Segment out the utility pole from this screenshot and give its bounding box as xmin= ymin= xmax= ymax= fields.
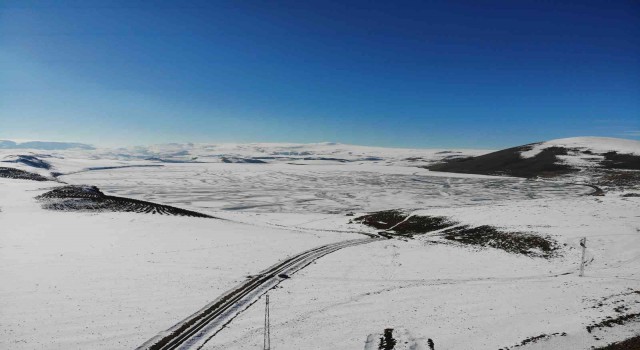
xmin=579 ymin=237 xmax=587 ymax=277
xmin=264 ymin=294 xmax=271 ymax=350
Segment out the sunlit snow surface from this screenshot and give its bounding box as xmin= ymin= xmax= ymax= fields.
xmin=61 ymin=163 xmax=590 ymax=213
xmin=1 ymin=142 xmax=639 ymax=350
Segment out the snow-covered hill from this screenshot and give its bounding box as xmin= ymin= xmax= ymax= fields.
xmin=428 ymin=137 xmax=640 ymax=183
xmin=520 ymin=137 xmax=640 ymax=158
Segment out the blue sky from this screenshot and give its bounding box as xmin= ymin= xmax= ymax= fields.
xmin=1 ymin=0 xmax=638 ymax=148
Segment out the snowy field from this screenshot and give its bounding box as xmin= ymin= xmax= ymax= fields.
xmin=210 ymin=196 xmax=640 ymax=350
xmin=61 ymin=163 xmax=590 ymax=214
xmin=0 ymin=179 xmax=356 ymax=349
xmin=1 ymin=141 xmax=639 ymax=349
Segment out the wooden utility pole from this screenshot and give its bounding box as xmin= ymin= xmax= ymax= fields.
xmin=264 ymin=294 xmax=271 ymax=350
xmin=579 ymin=237 xmax=587 ymax=277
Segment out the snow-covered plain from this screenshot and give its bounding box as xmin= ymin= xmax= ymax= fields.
xmin=209 ymin=196 xmax=640 ymax=350
xmin=0 ymin=179 xmax=355 ymax=349
xmin=61 ymin=163 xmax=591 ymax=214
xmin=1 ymin=140 xmax=639 ymax=350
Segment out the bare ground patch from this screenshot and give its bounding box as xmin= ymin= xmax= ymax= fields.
xmin=596 ymin=170 xmax=640 ymax=190
xmin=352 ymin=210 xmax=559 ymax=258
xmin=595 ymin=335 xmax=640 ymax=350
xmin=351 ymin=210 xmax=453 ymax=237
xmin=587 ymin=313 xmax=640 ymax=334
xmin=0 ymin=167 xmax=50 ymax=181
xmin=441 ymin=225 xmax=560 ymax=258
xmin=499 ymin=332 xmax=567 ymax=350
xmin=36 ymin=185 xmax=215 ymax=218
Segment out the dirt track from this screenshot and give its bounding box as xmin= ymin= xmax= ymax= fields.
xmin=137 ymin=237 xmax=380 ymax=350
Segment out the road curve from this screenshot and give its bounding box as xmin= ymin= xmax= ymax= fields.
xmin=137 ymin=237 xmax=381 ymax=350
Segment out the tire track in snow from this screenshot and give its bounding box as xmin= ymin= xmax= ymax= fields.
xmin=137 ymin=237 xmax=382 ymax=350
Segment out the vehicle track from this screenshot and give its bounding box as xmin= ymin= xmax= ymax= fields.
xmin=137 ymin=237 xmax=381 ymax=350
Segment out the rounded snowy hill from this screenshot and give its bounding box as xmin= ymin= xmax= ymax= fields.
xmin=521 ymin=137 xmax=640 ymax=158
xmin=427 ymin=137 xmax=640 ymax=179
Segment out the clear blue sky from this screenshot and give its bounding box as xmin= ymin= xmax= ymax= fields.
xmin=1 ymin=0 xmax=639 ymax=148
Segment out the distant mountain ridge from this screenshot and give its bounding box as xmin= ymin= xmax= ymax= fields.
xmin=0 ymin=140 xmax=94 ymax=150
xmin=91 ymin=142 xmax=490 ymax=167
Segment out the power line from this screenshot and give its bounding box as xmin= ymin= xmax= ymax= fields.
xmin=579 ymin=237 xmax=587 ymax=277
xmin=264 ymin=294 xmax=271 ymax=350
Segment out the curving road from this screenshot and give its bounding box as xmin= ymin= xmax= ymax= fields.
xmin=137 ymin=237 xmax=381 ymax=350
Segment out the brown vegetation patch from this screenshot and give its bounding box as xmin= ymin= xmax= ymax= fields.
xmin=441 ymin=225 xmax=559 ymax=258
xmin=351 ymin=210 xmax=453 ymax=237
xmin=353 ymin=211 xmax=558 ymax=257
